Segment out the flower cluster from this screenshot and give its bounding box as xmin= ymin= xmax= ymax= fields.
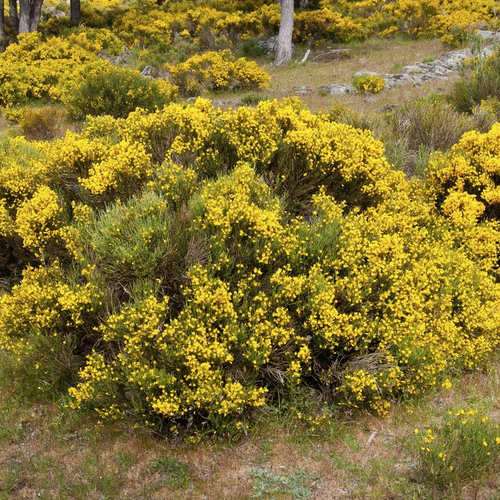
xmin=168 ymin=50 xmax=270 ymax=96
xmin=352 ymin=74 xmax=386 ymax=94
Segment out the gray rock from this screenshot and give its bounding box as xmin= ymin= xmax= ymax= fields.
xmin=42 ymin=5 xmax=66 ymax=19
xmin=258 ymin=36 xmax=279 ymax=54
xmin=477 ymin=30 xmax=500 ymax=42
xmin=318 ymin=84 xmax=356 ymax=95
xmin=141 ymin=66 xmax=159 ymax=78
xmin=292 ymin=85 xmax=313 ymax=96
xmin=98 ymin=46 xmax=132 ymax=66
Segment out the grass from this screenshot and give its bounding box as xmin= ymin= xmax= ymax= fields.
xmin=266 ymin=38 xmax=447 ymax=91
xmin=3 ymin=355 xmax=500 ymax=499
xmin=211 ymin=38 xmax=457 ymax=116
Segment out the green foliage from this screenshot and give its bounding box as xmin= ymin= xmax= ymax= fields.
xmin=64 ymin=66 xmax=175 ymax=119
xmin=78 ymin=191 xmax=190 ymax=297
xmin=450 ymin=48 xmax=500 ymax=114
xmin=251 ymin=466 xmax=317 ymax=499
xmin=414 ymin=408 xmax=500 ymax=489
xmin=240 ymin=93 xmax=271 ymax=106
xmin=383 ymin=97 xmax=476 ymax=176
xmin=325 ymin=104 xmax=373 ymax=131
xmin=147 ymin=456 xmax=191 ymax=489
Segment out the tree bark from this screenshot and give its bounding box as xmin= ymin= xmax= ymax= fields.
xmin=273 ymin=0 xmax=294 ymax=67
xmin=70 ymin=0 xmax=80 ymax=24
xmin=18 ymin=0 xmax=42 ymax=32
xmin=8 ymin=0 xmax=18 ymax=30
xmin=18 ymin=0 xmax=29 ymax=32
xmin=0 ymin=0 xmax=5 ymax=50
xmin=29 ymin=0 xmax=43 ymax=32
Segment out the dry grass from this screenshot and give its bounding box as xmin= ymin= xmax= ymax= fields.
xmin=297 ymin=77 xmax=458 ymax=115
xmin=212 ymin=38 xmax=457 ymax=116
xmin=266 ymin=38 xmax=447 ymax=90
xmin=3 ymin=357 xmax=500 ymax=499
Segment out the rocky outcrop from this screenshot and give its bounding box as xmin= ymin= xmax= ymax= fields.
xmin=318 ymin=84 xmax=355 ymax=95
xmin=382 ymin=46 xmax=494 ymax=89
xmin=289 ymin=30 xmax=499 ymax=97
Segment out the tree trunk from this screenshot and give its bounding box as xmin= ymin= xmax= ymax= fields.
xmin=0 ymin=0 xmax=5 ymax=50
xmin=9 ymin=0 xmax=18 ymax=30
xmin=29 ymin=0 xmax=43 ymax=32
xmin=18 ymin=0 xmax=43 ymax=32
xmin=70 ymin=0 xmax=80 ymax=23
xmin=18 ymin=0 xmax=29 ymax=32
xmin=273 ymin=0 xmax=294 ymax=67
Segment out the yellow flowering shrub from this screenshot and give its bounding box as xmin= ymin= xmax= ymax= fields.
xmin=151 ymin=162 xmax=198 ymax=210
xmin=0 ymin=32 xmax=110 ymax=107
xmin=415 ymin=408 xmax=500 ymax=487
xmin=426 ymin=123 xmax=500 ymax=221
xmin=352 ymin=74 xmax=386 ymax=94
xmin=1 ymin=96 xmax=500 ymax=431
xmin=0 ymin=199 xmax=13 ymax=238
xmin=167 ymin=50 xmax=270 ymax=96
xmin=0 ymin=136 xmax=47 ymax=209
xmin=69 ymin=270 xmax=267 ymax=428
xmin=320 ymin=0 xmax=498 ymax=39
xmin=0 ymin=263 xmax=100 ymax=353
xmin=441 ymin=190 xmax=485 ymax=226
xmin=14 ymin=185 xmax=64 ymax=256
xmin=79 ymin=140 xmax=152 ymax=197
xmin=294 ymin=9 xmax=366 ymax=43
xmin=194 ymin=163 xmax=284 ymax=268
xmin=0 ymin=263 xmax=102 ymax=390
xmin=81 ymin=98 xmax=401 ymax=214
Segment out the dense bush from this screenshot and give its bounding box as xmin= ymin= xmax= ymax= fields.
xmin=0 ymin=31 xmax=121 ymax=107
xmin=383 ymin=97 xmax=479 ymax=176
xmin=167 ymin=50 xmax=270 ymax=96
xmin=64 ymin=66 xmax=176 ymax=119
xmin=2 ymin=99 xmax=500 ymax=436
xmin=17 ymin=106 xmax=68 ymax=142
xmin=352 ymin=74 xmax=386 ymax=94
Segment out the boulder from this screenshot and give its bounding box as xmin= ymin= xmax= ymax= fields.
xmin=318 ymin=84 xmax=355 ymax=95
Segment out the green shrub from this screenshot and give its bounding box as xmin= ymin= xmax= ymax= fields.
xmin=240 ymin=93 xmax=271 ymax=106
xmin=414 ymin=408 xmax=500 ymax=489
xmin=383 ymin=97 xmax=475 ymax=176
xmin=450 ymin=47 xmax=500 ymax=113
xmin=77 ymin=191 xmax=190 ymax=298
xmin=325 ymin=104 xmax=373 ymax=131
xmin=236 ymin=36 xmax=264 ymax=58
xmin=64 ymin=66 xmax=176 ymax=119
